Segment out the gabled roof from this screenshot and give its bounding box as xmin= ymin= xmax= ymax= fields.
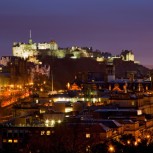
xmin=67 ymin=122 xmax=111 ymax=132
xmin=100 ymin=120 xmax=122 ymax=128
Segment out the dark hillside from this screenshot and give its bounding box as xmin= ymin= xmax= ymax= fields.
xmin=42 ymin=57 xmax=106 ymax=89
xmin=40 ymin=57 xmax=150 ymax=89
xmin=114 ymin=59 xmax=149 ymax=78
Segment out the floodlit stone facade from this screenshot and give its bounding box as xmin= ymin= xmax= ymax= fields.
xmin=12 ymin=39 xmax=58 ymax=59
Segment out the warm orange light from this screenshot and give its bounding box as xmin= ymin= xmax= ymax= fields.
xmin=146 ymin=134 xmax=150 ymax=139
xmin=127 ymin=140 xmax=131 ymax=144
xmin=137 ymin=138 xmax=141 ymax=143
xmin=14 ymin=139 xmax=18 ymax=143
xmin=8 ymin=139 xmax=12 ymax=143
xmin=134 ymin=141 xmax=138 ymax=146
xmin=66 ymin=82 xmax=70 ymax=89
xmin=108 ymin=145 xmax=115 ymax=152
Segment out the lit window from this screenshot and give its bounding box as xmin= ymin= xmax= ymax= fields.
xmin=86 ymin=133 xmax=90 ymax=138
xmin=106 ymin=134 xmax=108 ymax=138
xmin=3 ymin=139 xmax=7 ymax=143
xmin=127 ymin=140 xmax=131 ymax=144
xmin=113 ymin=130 xmax=117 ymax=134
xmin=41 ymin=131 xmax=45 ymax=135
xmin=8 ymin=139 xmax=12 ymax=143
xmin=40 ymin=109 xmax=45 ymax=114
xmin=86 ymin=145 xmax=90 ymax=152
xmin=14 ymin=139 xmax=18 ymax=143
xmin=65 ymin=107 xmax=73 ymax=113
xmin=132 ymin=101 xmax=135 ymax=106
xmin=58 ymin=120 xmax=61 ymax=124
xmin=46 ymin=131 xmax=51 ymax=135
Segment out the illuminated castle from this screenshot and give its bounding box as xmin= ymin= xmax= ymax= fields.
xmin=12 ymin=31 xmax=139 ymax=64
xmin=12 ymin=31 xmax=58 ymax=59
xmin=120 ymin=50 xmax=134 ymax=61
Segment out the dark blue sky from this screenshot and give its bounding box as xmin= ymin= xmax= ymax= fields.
xmin=0 ymin=0 xmax=153 ymax=65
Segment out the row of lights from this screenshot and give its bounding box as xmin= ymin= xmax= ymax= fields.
xmin=105 ymin=134 xmax=152 ymax=153
xmin=3 ymin=139 xmax=18 ymax=143
xmin=45 ymin=119 xmax=62 ymax=127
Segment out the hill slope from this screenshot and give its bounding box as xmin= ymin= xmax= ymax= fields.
xmin=40 ymin=57 xmax=150 ymax=89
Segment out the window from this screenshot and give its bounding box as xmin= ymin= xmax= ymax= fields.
xmin=86 ymin=145 xmax=90 ymax=152
xmin=86 ymin=133 xmax=90 ymax=138
xmin=14 ymin=139 xmax=18 ymax=143
xmin=8 ymin=139 xmax=12 ymax=143
xmin=41 ymin=131 xmax=45 ymax=135
xmin=3 ymin=139 xmax=7 ymax=143
xmin=132 ymin=101 xmax=135 ymax=106
xmin=46 ymin=131 xmax=51 ymax=135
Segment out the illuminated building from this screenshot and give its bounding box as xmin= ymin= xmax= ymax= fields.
xmin=12 ymin=31 xmax=58 ymax=59
xmin=120 ymin=50 xmax=134 ymax=62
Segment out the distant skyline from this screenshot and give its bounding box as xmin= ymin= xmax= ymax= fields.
xmin=0 ymin=0 xmax=153 ymax=65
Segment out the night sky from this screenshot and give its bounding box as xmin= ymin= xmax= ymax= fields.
xmin=0 ymin=0 xmax=153 ymax=65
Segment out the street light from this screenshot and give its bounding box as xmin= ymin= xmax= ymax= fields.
xmin=127 ymin=140 xmax=131 ymax=145
xmin=108 ymin=145 xmax=115 ymax=152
